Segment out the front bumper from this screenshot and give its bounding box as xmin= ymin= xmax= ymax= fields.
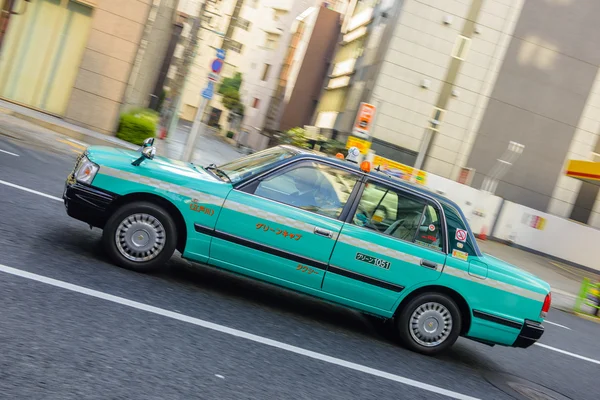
xmin=63 ymin=177 xmax=118 ymax=228
xmin=513 ymin=319 xmax=544 ymax=348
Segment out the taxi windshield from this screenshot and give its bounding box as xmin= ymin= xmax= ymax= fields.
xmin=215 ymin=147 xmax=296 ymax=183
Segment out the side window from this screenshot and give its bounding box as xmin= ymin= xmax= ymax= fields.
xmin=444 ymin=205 xmax=476 ymax=256
xmin=252 ymin=161 xmax=359 ymax=219
xmin=414 ymin=204 xmax=443 ymax=250
xmin=353 ymin=181 xmax=443 ymax=252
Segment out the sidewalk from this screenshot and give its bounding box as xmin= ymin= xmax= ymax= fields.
xmin=0 ymin=99 xmax=137 ymax=150
xmin=0 ymin=99 xmax=594 ymax=314
xmin=155 ymin=121 xmax=245 ymax=166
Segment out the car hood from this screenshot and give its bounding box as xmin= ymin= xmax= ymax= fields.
xmin=480 ymin=253 xmax=551 ymax=294
xmin=86 ymin=146 xmax=224 ymax=187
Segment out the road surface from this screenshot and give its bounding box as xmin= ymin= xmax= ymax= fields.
xmin=0 ymin=136 xmax=597 ymax=400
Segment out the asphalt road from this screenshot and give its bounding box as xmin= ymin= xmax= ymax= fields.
xmin=0 ymin=135 xmax=598 ymax=400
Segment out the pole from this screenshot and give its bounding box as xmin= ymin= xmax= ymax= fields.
xmin=181 ymin=95 xmax=208 ymax=162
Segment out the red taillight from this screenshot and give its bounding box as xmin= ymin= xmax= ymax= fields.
xmin=541 ymin=293 xmax=551 ymax=317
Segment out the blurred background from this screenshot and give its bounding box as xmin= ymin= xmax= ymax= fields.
xmin=2 ymin=0 xmax=600 ymax=232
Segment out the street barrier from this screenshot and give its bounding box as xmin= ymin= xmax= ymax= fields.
xmin=574 ymin=278 xmax=600 ymax=318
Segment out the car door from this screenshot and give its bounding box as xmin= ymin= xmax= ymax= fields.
xmin=210 ymin=159 xmax=361 ymax=290
xmin=323 ymin=179 xmax=447 ymax=312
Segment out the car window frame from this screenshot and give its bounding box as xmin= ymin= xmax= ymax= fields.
xmin=345 ymin=177 xmax=449 ymax=254
xmin=236 ymin=158 xmax=364 ymax=222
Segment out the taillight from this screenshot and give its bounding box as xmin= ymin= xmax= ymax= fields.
xmin=541 ymin=293 xmax=551 ymax=318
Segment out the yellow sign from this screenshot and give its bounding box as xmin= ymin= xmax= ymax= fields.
xmin=346 ymin=136 xmax=371 ymax=155
xmin=452 ymin=249 xmax=469 ymax=261
xmin=372 ymin=155 xmax=427 ymax=185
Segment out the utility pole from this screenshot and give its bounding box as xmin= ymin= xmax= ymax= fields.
xmin=181 ymin=0 xmax=244 ymax=162
xmin=160 ymin=0 xmax=207 ymax=137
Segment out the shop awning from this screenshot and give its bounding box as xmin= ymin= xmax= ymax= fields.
xmin=566 ymin=159 xmax=600 ymax=184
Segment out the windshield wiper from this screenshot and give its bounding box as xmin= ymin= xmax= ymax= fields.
xmin=205 ymin=164 xmax=232 ymax=183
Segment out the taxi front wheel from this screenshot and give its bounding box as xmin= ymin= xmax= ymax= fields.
xmin=102 ymin=201 xmax=178 ymax=273
xmin=396 ymin=292 xmax=462 ymax=355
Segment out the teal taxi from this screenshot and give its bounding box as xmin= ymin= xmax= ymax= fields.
xmin=63 ymin=139 xmax=551 ymax=355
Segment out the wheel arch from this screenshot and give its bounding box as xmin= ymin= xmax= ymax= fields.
xmin=107 ymin=192 xmax=187 ymax=253
xmin=394 ymin=285 xmax=472 ymax=335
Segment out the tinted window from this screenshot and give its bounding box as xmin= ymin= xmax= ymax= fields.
xmin=253 ymin=162 xmax=359 ymax=219
xmin=353 ymin=181 xmax=443 ymax=251
xmin=443 ymin=204 xmax=477 ymax=256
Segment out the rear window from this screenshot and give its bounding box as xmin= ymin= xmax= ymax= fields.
xmin=443 ymin=204 xmax=479 ymax=257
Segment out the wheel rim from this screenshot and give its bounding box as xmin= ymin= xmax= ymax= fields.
xmin=409 ymin=302 xmax=453 ymax=347
xmin=115 ymin=213 xmax=166 ymax=262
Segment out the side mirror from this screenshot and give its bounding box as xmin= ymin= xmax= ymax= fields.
xmin=132 ymin=137 xmax=156 ymax=166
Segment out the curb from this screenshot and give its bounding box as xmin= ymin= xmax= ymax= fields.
xmin=1 ymin=106 xmax=137 ymax=151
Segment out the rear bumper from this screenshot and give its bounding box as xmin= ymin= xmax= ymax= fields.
xmin=512 ymin=320 xmax=544 ymax=348
xmin=63 ymin=178 xmax=118 ymax=228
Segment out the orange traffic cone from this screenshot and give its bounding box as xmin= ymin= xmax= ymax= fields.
xmin=477 ymin=226 xmax=487 ymax=241
xmin=158 ymin=126 xmax=167 ymax=140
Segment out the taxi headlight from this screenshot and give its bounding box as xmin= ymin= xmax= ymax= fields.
xmin=75 ymin=156 xmax=99 ymax=184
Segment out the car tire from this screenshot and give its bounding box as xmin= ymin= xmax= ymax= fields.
xmin=396 ymin=292 xmax=462 ymax=355
xmin=102 ymin=201 xmax=177 ymax=273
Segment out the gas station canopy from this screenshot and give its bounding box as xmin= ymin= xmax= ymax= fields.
xmin=566 ymin=159 xmax=600 ymax=185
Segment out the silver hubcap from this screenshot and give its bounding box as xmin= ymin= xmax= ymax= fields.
xmin=409 ymin=302 xmax=453 ymax=347
xmin=115 ymin=213 xmax=166 ymax=262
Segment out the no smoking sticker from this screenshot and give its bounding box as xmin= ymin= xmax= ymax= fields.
xmin=455 ymin=229 xmax=467 ymax=242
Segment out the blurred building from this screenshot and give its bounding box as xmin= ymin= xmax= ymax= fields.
xmin=0 ymin=0 xmax=178 ymax=134
xmin=263 ymin=4 xmax=342 ymax=134
xmin=314 ymin=0 xmax=600 ymax=227
xmin=179 ymin=0 xmax=332 ymax=149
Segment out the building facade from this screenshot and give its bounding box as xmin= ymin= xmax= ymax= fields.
xmin=315 ymin=0 xmax=600 ymax=227
xmin=179 ymin=0 xmax=328 ymax=148
xmin=264 ymin=4 xmax=342 ymax=133
xmin=0 ymin=0 xmax=177 ymax=134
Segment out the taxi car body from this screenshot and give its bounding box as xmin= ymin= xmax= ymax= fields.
xmin=63 ymin=143 xmax=551 ymax=355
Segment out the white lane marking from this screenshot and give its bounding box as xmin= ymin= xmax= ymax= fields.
xmin=0 ymin=148 xmax=19 ymax=157
xmin=544 ymin=320 xmax=571 ymax=330
xmin=0 ymin=264 xmax=479 ymax=400
xmin=535 ymin=343 xmax=600 ymax=365
xmin=0 ymin=179 xmax=62 ymax=202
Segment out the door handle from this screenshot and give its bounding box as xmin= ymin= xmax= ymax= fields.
xmin=314 ymin=227 xmax=333 ymax=238
xmin=420 ymin=259 xmax=437 ymax=269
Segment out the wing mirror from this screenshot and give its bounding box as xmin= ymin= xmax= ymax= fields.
xmin=132 ymin=137 xmax=157 ymax=166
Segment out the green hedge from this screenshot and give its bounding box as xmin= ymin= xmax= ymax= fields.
xmin=117 ymin=110 xmax=157 ymax=145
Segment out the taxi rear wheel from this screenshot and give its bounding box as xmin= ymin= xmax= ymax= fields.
xmin=396 ymin=292 xmax=461 ymax=355
xmin=102 ymin=201 xmax=177 ymax=272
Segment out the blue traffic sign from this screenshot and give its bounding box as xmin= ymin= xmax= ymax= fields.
xmin=202 ymin=81 xmax=214 ymax=100
xmin=211 ymin=58 xmax=223 ymax=74
xmin=216 ymin=48 xmax=226 ymax=60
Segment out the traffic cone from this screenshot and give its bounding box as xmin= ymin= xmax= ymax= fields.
xmin=477 ymin=226 xmax=487 ymax=241
xmin=158 ymin=126 xmax=167 ymax=140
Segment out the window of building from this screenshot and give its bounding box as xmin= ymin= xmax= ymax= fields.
xmin=252 ymin=98 xmax=261 ymax=108
xmin=273 ymin=9 xmax=287 ymax=21
xmin=265 ymin=33 xmax=279 ymax=50
xmin=451 ymin=35 xmax=471 ymax=60
xmin=228 ymin=40 xmax=243 ymax=53
xmin=261 ymin=64 xmax=271 ymax=81
xmin=236 ymin=17 xmax=251 ymax=31
xmin=253 ymin=162 xmax=360 ymax=219
xmin=352 ymin=181 xmax=443 ymax=252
